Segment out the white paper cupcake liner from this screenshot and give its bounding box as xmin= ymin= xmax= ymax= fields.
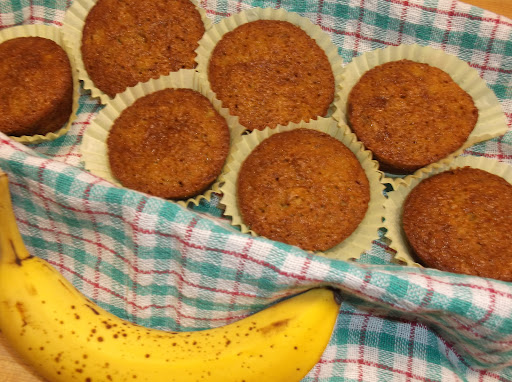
xmin=334 ymin=44 xmax=509 ymax=186
xmin=219 ymin=117 xmax=386 ymax=261
xmin=0 ymin=24 xmax=80 ymax=144
xmin=62 ymin=0 xmax=212 ymax=104
xmin=81 ymin=69 xmax=245 ymax=207
xmin=385 ymin=155 xmax=512 ymax=267
xmin=195 ymin=7 xmax=344 ymax=128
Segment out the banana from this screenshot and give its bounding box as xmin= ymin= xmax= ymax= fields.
xmin=0 ymin=170 xmax=340 ymax=382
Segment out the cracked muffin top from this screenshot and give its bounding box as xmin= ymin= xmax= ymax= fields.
xmin=209 ymin=20 xmax=335 ymax=131
xmin=81 ymin=0 xmax=205 ymax=97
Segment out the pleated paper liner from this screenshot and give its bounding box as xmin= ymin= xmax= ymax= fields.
xmin=333 ymin=44 xmax=509 ymax=187
xmin=384 ymin=155 xmax=512 ymax=268
xmin=62 ymin=0 xmax=212 ymax=105
xmin=81 ymin=69 xmax=245 ymax=208
xmin=0 ymin=24 xmax=80 ymax=144
xmin=219 ymin=117 xmax=386 ymax=262
xmin=194 ymin=7 xmax=344 ymax=127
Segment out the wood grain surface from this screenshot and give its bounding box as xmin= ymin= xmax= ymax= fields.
xmin=462 ymin=0 xmax=512 ymax=19
xmin=1 ymin=1 xmax=511 ymax=381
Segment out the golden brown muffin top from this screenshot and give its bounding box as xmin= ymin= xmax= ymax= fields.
xmin=237 ymin=129 xmax=370 ymax=251
xmin=81 ymin=0 xmax=205 ymax=97
xmin=0 ymin=37 xmax=72 ymax=136
xmin=208 ymin=20 xmax=335 ymax=131
xmin=348 ymin=59 xmax=478 ymax=174
xmin=402 ymin=167 xmax=512 ymax=281
xmin=107 ymin=88 xmax=230 ymax=199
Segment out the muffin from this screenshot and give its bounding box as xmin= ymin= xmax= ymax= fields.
xmin=347 ymin=59 xmax=478 ymax=174
xmin=81 ymin=0 xmax=205 ymax=97
xmin=208 ymin=20 xmax=335 ymax=131
xmin=402 ymin=167 xmax=512 ymax=281
xmin=0 ymin=36 xmax=73 ymax=137
xmin=237 ymin=129 xmax=370 ymax=251
xmin=107 ymin=88 xmax=230 ymax=199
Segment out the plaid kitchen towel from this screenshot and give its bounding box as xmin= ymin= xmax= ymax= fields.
xmin=1 ymin=0 xmax=512 ymax=381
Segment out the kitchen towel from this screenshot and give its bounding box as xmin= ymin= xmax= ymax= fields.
xmin=1 ymin=0 xmax=512 ymax=380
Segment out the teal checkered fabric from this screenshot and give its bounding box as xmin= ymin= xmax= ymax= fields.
xmin=1 ymin=1 xmax=512 ymax=381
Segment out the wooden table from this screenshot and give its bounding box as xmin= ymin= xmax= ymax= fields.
xmin=1 ymin=1 xmax=511 ymax=381
xmin=465 ymin=0 xmax=512 ymax=18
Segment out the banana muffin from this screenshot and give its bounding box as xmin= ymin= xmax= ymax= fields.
xmin=81 ymin=0 xmax=205 ymax=97
xmin=237 ymin=129 xmax=370 ymax=251
xmin=208 ymin=20 xmax=335 ymax=131
xmin=347 ymin=59 xmax=478 ymax=174
xmin=402 ymin=167 xmax=512 ymax=281
xmin=0 ymin=36 xmax=73 ymax=137
xmin=107 ymin=88 xmax=230 ymax=199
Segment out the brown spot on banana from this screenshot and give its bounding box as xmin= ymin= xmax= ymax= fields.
xmin=257 ymin=318 xmax=290 ymax=335
xmin=15 ymin=301 xmax=28 ymax=327
xmin=25 ymin=284 xmax=38 ymax=296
